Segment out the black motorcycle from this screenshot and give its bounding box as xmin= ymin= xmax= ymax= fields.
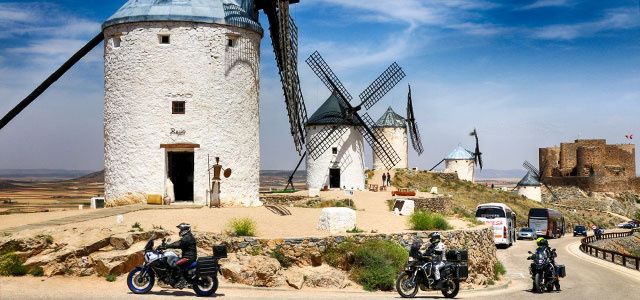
xmin=395 ymin=242 xmax=468 ymax=298
xmin=126 ymin=238 xmax=227 ymax=297
xmin=527 ymin=248 xmax=564 ymax=293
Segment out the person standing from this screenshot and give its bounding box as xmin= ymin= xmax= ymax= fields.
xmin=387 ymin=172 xmax=392 ymax=187
xmin=210 ymin=157 xmax=223 ymax=208
xmin=382 ymin=173 xmax=387 ymax=187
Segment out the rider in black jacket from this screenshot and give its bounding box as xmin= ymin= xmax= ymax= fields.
xmin=164 ymin=223 xmax=198 ymax=267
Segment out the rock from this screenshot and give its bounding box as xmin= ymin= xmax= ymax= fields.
xmin=317 ymin=208 xmax=356 ymax=233
xmin=220 ymin=255 xmax=285 ymax=287
xmin=91 ymin=245 xmax=144 ymax=276
xmin=110 ymin=234 xmax=134 ymax=250
xmin=300 ymin=265 xmax=348 ymax=289
xmin=284 ymin=268 xmax=305 ymax=289
xmin=310 ymin=251 xmax=322 ymax=267
xmin=398 ymin=199 xmax=415 ymax=216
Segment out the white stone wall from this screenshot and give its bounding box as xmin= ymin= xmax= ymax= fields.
xmin=103 ymin=21 xmax=262 ymax=206
xmin=372 ymin=127 xmax=408 ymax=169
xmin=517 ymin=186 xmax=542 ymax=202
xmin=444 ymin=159 xmax=475 ymax=182
xmin=305 ymin=125 xmax=366 ymax=190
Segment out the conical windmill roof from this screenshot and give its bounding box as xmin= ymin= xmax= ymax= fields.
xmin=445 ymin=145 xmax=474 ymax=160
xmin=517 ymin=171 xmax=541 ymax=187
xmin=374 ymin=107 xmax=406 ymax=128
xmin=307 ymin=92 xmax=361 ymax=126
xmin=103 ymin=0 xmax=262 ymax=33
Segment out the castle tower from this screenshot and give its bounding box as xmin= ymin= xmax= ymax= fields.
xmin=102 ymin=0 xmax=262 ymax=206
xmin=372 ymin=107 xmax=408 ymax=169
xmin=444 ymin=145 xmax=475 ymax=182
xmin=517 ymin=171 xmax=542 ymax=202
xmin=306 ymin=93 xmax=366 ymax=191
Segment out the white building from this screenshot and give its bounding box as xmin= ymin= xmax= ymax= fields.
xmin=372 ymin=107 xmax=408 ymax=169
xmin=306 ymin=93 xmax=366 ymax=191
xmin=444 ymin=145 xmax=475 ymax=182
xmin=102 ymin=0 xmax=263 ymax=206
xmin=517 ymin=171 xmax=542 ymax=202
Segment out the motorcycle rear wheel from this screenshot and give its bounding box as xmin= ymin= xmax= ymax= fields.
xmin=127 ymin=267 xmax=155 ymax=294
xmin=193 ymin=274 xmax=218 ymax=297
xmin=396 ymin=272 xmax=419 ymax=298
xmin=440 ymin=279 xmax=460 ymax=298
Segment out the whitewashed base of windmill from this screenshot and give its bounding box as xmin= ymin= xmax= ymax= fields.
xmin=392 ymin=199 xmax=414 ymax=216
xmin=317 ymin=208 xmax=356 ymax=233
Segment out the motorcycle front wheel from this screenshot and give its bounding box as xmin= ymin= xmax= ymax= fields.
xmin=533 ymin=273 xmax=542 ymax=293
xmin=193 ymin=274 xmax=218 ymax=297
xmin=441 ymin=278 xmax=460 ymax=298
xmin=396 ymin=272 xmax=419 ymax=298
xmin=127 ymin=267 xmax=155 ymax=294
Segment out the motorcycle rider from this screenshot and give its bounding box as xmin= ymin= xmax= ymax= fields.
xmin=426 ymin=232 xmax=446 ymax=288
xmin=160 ymin=223 xmax=197 ymax=284
xmin=534 ymin=237 xmax=561 ymax=291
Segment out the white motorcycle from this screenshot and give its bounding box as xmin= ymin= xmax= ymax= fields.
xmin=127 ymin=238 xmax=225 ymax=297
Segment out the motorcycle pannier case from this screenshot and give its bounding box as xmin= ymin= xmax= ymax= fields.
xmin=556 ymin=265 xmax=566 ymax=278
xmin=213 ymin=245 xmax=228 ymax=259
xmin=445 ymin=250 xmax=468 ymax=262
xmin=455 ymin=263 xmax=469 ymax=280
xmin=197 ymin=257 xmax=218 ymax=275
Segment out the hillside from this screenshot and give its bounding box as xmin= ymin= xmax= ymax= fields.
xmin=393 ymin=169 xmax=630 ymax=229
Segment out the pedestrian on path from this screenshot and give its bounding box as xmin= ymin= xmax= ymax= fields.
xmin=387 ymin=172 xmax=392 ymax=187
xmin=382 ymin=173 xmax=387 ymax=187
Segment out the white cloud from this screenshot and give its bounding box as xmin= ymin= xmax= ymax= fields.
xmin=520 ymin=0 xmax=572 ymax=10
xmin=533 ymin=7 xmax=640 ymax=40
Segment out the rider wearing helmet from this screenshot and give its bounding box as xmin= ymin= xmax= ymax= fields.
xmin=427 ymin=232 xmax=446 ymax=287
xmin=164 ymin=223 xmax=197 ymax=268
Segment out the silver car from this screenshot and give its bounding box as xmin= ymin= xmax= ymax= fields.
xmin=518 ymin=227 xmax=537 ymax=240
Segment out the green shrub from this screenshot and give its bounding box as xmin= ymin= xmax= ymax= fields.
xmin=493 ymin=260 xmax=506 ymax=280
xmin=226 ymin=217 xmax=257 ymax=237
xmin=271 ymin=249 xmax=293 ymax=268
xmin=132 ymin=222 xmax=143 ymax=232
xmin=0 ymin=252 xmax=27 ymax=276
xmin=351 ymin=240 xmax=408 ymax=291
xmin=105 ymin=274 xmax=117 ymax=282
xmin=346 ymin=226 xmax=365 ymax=233
xmin=30 ymin=266 xmax=44 ymax=277
xmin=323 ymin=239 xmax=358 ymax=270
xmin=41 ymin=235 xmax=54 ymax=245
xmin=408 ymin=211 xmax=452 ymax=231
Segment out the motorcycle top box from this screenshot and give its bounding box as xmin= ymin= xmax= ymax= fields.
xmin=556 ymin=264 xmax=566 ymax=278
xmin=213 ymin=245 xmax=228 ymax=259
xmin=445 ymin=249 xmax=468 ymax=262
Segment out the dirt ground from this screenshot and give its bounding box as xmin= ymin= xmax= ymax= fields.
xmin=1 ymin=190 xmax=472 ymax=239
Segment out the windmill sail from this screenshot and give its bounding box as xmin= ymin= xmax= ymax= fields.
xmin=406 ymin=85 xmax=424 ymax=155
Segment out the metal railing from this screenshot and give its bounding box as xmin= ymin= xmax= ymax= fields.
xmin=579 ymin=228 xmax=640 ymax=270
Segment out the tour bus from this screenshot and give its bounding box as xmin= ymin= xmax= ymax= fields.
xmin=528 ymin=208 xmax=565 ymax=238
xmin=475 ymin=203 xmax=517 ymax=247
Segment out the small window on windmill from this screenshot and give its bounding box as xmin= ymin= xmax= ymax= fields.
xmin=159 ymin=34 xmax=170 ymax=45
xmin=226 ymin=34 xmax=239 ymax=48
xmin=332 ymin=147 xmax=338 ymax=155
xmin=172 ymin=101 xmax=185 ymax=114
xmin=112 ymin=36 xmax=121 ymax=48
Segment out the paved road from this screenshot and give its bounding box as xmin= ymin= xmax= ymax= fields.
xmin=2 ymin=235 xmax=639 ymax=299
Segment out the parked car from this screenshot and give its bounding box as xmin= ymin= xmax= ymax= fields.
xmin=518 ymin=227 xmax=537 ymax=240
xmin=573 ymin=225 xmax=587 ymax=237
xmin=618 ymin=223 xmax=635 ymax=229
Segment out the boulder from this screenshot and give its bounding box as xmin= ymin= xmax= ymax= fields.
xmin=299 ymin=265 xmax=349 ymax=289
xmin=398 ymin=199 xmax=415 ymax=216
xmin=284 ymin=268 xmax=305 ymax=289
xmin=91 ymin=245 xmax=144 ymax=276
xmin=317 ymin=208 xmax=356 ymax=233
xmin=220 ymin=254 xmax=286 ymax=287
xmin=110 ymin=234 xmax=134 ymax=250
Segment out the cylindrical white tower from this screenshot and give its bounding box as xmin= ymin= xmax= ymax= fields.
xmin=443 ymin=145 xmax=475 ymax=182
xmin=102 ymin=0 xmax=262 ymax=206
xmin=305 ymin=93 xmax=366 ymax=191
xmin=372 ymin=107 xmax=408 ymax=169
xmin=517 ymin=171 xmax=542 ymax=202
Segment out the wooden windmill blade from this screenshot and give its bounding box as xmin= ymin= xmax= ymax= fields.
xmin=258 ymin=0 xmax=308 ymax=154
xmin=406 ymin=85 xmax=424 ymax=155
xmin=306 ymin=51 xmax=354 ymax=102
xmin=470 ymin=128 xmax=483 ymax=169
xmin=359 ymin=62 xmax=406 ymax=110
xmin=357 ymin=113 xmax=401 ymax=169
xmin=0 ymin=32 xmax=104 ymax=131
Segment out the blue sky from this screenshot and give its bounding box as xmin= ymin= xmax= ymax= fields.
xmin=0 ymin=0 xmax=639 ymax=172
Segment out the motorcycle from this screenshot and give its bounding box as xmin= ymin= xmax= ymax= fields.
xmin=395 ymin=242 xmax=468 ymax=298
xmin=527 ymin=248 xmax=564 ymax=293
xmin=126 ymin=238 xmax=226 ymax=297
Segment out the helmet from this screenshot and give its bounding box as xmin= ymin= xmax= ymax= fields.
xmin=429 ymin=232 xmax=441 ymax=244
xmin=536 ymin=237 xmax=548 ymax=247
xmin=177 ymin=223 xmax=191 ymax=237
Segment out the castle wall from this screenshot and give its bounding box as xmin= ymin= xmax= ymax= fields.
xmin=539 ymin=147 xmax=559 ymax=177
xmin=576 ymin=146 xmax=604 ymax=176
xmin=372 ymin=127 xmax=408 ymax=169
xmin=103 ymin=21 xmax=262 ymax=206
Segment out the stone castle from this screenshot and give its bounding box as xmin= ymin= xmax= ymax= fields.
xmin=539 ymin=139 xmax=639 ymax=192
